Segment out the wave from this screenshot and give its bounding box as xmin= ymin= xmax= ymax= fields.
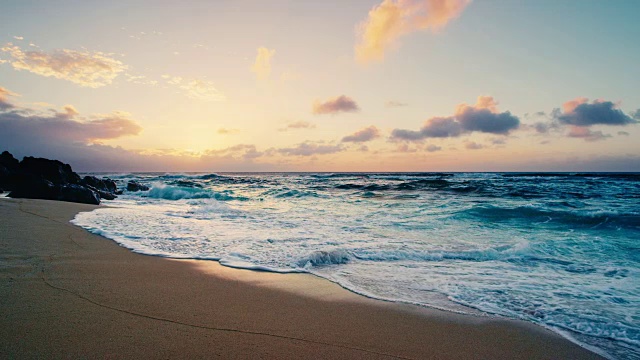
xmin=353 ymin=243 xmax=531 ymax=263
xmin=296 ymin=243 xmax=532 ymax=269
xmin=197 ymin=173 xmax=226 ymax=180
xmin=335 ymin=183 xmax=392 ymax=191
xmin=259 ymin=188 xmax=322 ymax=198
xmin=168 ymin=180 xmax=203 ymax=188
xmin=502 ymin=172 xmax=640 ymax=180
xmin=309 ymin=173 xmax=370 ymax=179
xmin=141 ymin=183 xmax=246 ymax=201
xmin=297 ymin=249 xmax=352 ymax=268
xmin=459 ymin=205 xmax=640 ymax=229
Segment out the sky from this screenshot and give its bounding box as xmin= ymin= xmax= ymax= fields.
xmin=1 ymin=0 xmax=639 ymax=172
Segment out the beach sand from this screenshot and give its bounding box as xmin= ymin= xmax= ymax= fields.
xmin=0 ymin=198 xmax=603 ymax=359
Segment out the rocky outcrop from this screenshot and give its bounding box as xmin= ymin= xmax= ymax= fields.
xmin=59 ymin=184 xmax=101 ymax=205
xmin=8 ymin=176 xmax=59 ymax=201
xmin=0 ymin=151 xmax=20 ymax=190
xmin=81 ymin=176 xmax=118 ymax=200
xmin=127 ymin=180 xmax=149 ymax=192
xmin=1 ymin=151 xmax=121 ymax=205
xmin=20 ymin=156 xmax=82 ymax=185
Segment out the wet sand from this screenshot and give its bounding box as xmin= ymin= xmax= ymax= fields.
xmin=0 ymin=198 xmax=603 ymax=359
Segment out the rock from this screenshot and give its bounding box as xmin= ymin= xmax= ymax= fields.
xmin=127 ymin=180 xmax=149 ymax=192
xmin=8 ymin=176 xmax=58 ymax=200
xmin=20 ymin=156 xmax=81 ymax=185
xmin=10 ymin=180 xmax=100 ymax=205
xmin=57 ymin=184 xmax=100 ymax=205
xmin=0 ymin=151 xmax=20 ymax=190
xmin=103 ymin=178 xmax=118 ymax=194
xmin=0 ymin=151 xmax=119 ymax=204
xmin=80 ymin=176 xmax=118 ymax=199
xmin=0 ymin=187 xmax=4 ymax=194
xmin=85 ymin=185 xmax=116 ymax=200
xmin=0 ymin=151 xmax=20 ymax=171
xmin=81 ymin=175 xmax=105 ymax=190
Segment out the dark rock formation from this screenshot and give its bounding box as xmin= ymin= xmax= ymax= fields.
xmin=127 ymin=180 xmax=149 ymax=192
xmin=58 ymin=184 xmax=101 ymax=205
xmin=0 ymin=151 xmax=20 ymax=171
xmin=8 ymin=176 xmax=58 ymax=201
xmin=81 ymin=176 xmax=118 ymax=200
xmin=20 ymin=156 xmax=81 ymax=185
xmin=1 ymin=151 xmax=121 ymax=205
xmin=0 ymin=151 xmax=20 ymax=190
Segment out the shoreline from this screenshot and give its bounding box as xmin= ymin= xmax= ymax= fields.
xmin=0 ymin=198 xmax=604 ymax=359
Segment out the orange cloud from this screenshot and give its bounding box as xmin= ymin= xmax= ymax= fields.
xmin=1 ymin=43 xmax=127 ymax=87
xmin=160 ymin=75 xmax=226 ymax=102
xmin=356 ymin=0 xmax=471 ymax=63
xmin=251 ymin=47 xmax=275 ymax=81
xmin=0 ymin=86 xmax=19 ymax=110
xmin=562 ymin=97 xmax=589 ymax=113
xmin=180 ymin=79 xmax=226 ymax=101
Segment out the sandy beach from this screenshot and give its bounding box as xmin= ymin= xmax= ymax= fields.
xmin=0 ymin=198 xmax=602 ymax=359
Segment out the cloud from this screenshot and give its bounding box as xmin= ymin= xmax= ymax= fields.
xmin=555 ymin=98 xmax=637 ymax=126
xmin=426 ymin=144 xmax=441 ymax=152
xmin=13 ymin=36 xmax=24 ymax=40
xmin=0 ymin=86 xmax=140 ymax=144
xmin=312 ymin=95 xmax=360 ymax=115
xmin=342 ymin=126 xmax=381 ymax=142
xmin=530 ymin=121 xmax=559 ymax=134
xmin=204 ymin=144 xmax=262 ymax=160
xmin=1 ymin=43 xmax=127 ymax=87
xmin=355 ymin=0 xmax=471 ymax=63
xmin=0 ymin=86 xmax=18 ymax=110
xmin=508 ymin=154 xmax=640 ymax=173
xmin=396 ymin=143 xmax=418 ymax=153
xmin=277 ymin=142 xmax=344 ymax=156
xmin=391 ymin=96 xmax=519 ymax=141
xmin=618 ymin=131 xmax=630 ymax=136
xmin=251 ymin=47 xmax=275 ymax=81
xmin=418 ymin=117 xmax=463 ymax=137
xmin=0 ymin=109 xmax=141 ymax=144
xmin=278 ymin=121 xmax=316 ymax=131
xmin=454 ymin=96 xmax=518 ymax=134
xmin=464 ymin=141 xmax=483 ymax=150
xmin=124 ymin=73 xmax=158 ymax=86
xmin=180 ymin=79 xmax=226 ymax=101
xmin=217 ymin=128 xmax=240 ymax=134
xmin=566 ymin=126 xmax=610 ymax=142
xmin=386 ymin=100 xmax=408 ymax=107
xmin=529 ymin=98 xmax=639 ymax=141
xmin=161 ymin=75 xmax=226 ymax=101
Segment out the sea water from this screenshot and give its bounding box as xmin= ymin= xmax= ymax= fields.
xmin=71 ymin=172 xmax=640 ymax=359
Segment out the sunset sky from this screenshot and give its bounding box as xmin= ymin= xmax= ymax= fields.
xmin=1 ymin=0 xmax=639 ymax=171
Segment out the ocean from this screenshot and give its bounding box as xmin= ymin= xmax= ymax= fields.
xmin=71 ymin=172 xmax=639 ymax=359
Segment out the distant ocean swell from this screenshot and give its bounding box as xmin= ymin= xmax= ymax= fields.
xmin=72 ymin=172 xmax=640 ymax=360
